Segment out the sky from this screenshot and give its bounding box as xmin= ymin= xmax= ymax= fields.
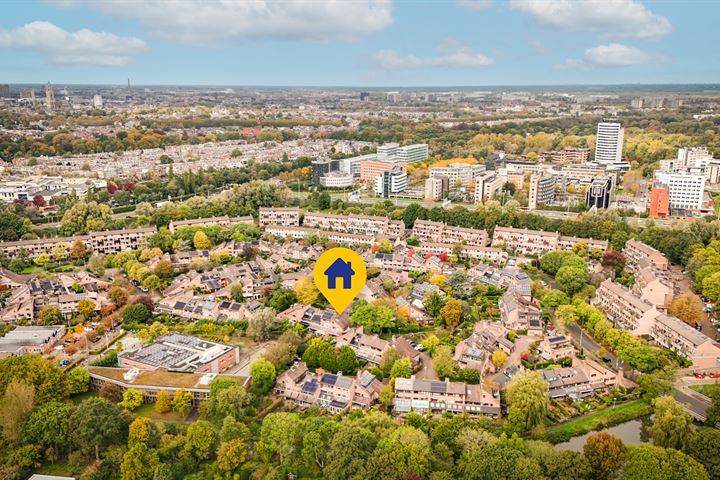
xmin=0 ymin=0 xmax=718 ymax=86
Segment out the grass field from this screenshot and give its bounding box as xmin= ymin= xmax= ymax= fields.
xmin=690 ymin=383 xmax=720 ymax=397
xmin=545 ymin=399 xmax=652 ymax=444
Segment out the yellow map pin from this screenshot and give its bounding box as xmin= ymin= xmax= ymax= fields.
xmin=313 ymin=247 xmax=367 ymax=314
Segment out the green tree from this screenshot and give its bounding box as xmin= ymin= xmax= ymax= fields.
xmin=556 ymin=265 xmax=589 ymax=296
xmin=39 ymin=305 xmax=63 ymax=325
xmin=268 ymin=288 xmax=296 ymax=312
xmin=336 ymin=345 xmax=359 ymax=374
xmin=350 ymin=303 xmax=396 ymax=333
xmin=192 ymin=230 xmax=212 ymax=250
xmin=220 ymin=415 xmax=250 ymax=443
xmin=368 ymin=426 xmax=431 ymax=480
xmin=505 ymin=371 xmax=549 ymax=434
xmin=324 ymin=425 xmax=376 ymax=479
xmin=0 ymin=355 xmax=70 ymax=403
xmin=183 ymin=420 xmax=216 ymax=461
xmin=432 ymin=345 xmax=458 ymax=380
xmin=390 ymin=357 xmax=413 ymax=378
xmin=649 ymin=395 xmax=693 ymax=450
xmin=206 ymin=381 xmax=248 ymax=422
xmin=77 ymin=298 xmax=96 ymax=319
xmin=171 ymin=389 xmax=193 ymax=418
xmin=73 ymin=397 xmax=127 ymax=460
xmin=22 ymin=401 xmax=72 ymax=456
xmin=121 ymin=442 xmax=160 ymax=480
xmin=154 ymin=390 xmax=172 ymax=414
xmin=247 ymin=307 xmax=277 ymax=341
xmin=621 ymin=445 xmax=708 ymax=480
xmin=259 ymin=412 xmax=302 ymax=464
xmin=142 ymin=274 xmax=162 ymax=291
xmin=251 ymin=358 xmax=276 ymax=394
xmin=128 ymin=416 xmax=159 ymax=448
xmin=583 ymin=432 xmax=627 ymax=480
xmin=0 ymin=379 xmax=35 ymax=441
xmin=68 ymin=367 xmax=90 ymax=394
xmin=683 ymin=427 xmax=720 ymax=480
xmin=120 ymin=388 xmax=144 ymax=411
xmin=216 ymin=439 xmax=247 ymax=476
xmin=122 ymin=303 xmax=151 ymax=324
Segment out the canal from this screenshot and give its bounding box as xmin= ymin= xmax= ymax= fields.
xmin=555 ymin=418 xmax=651 ymax=452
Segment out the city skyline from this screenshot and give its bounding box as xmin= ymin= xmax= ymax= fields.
xmin=1 ymin=0 xmax=719 ymax=86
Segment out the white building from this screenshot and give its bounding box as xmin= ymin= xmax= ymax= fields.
xmin=377 ymin=143 xmax=399 ymax=160
xmin=654 ymin=172 xmax=706 ymax=210
xmin=92 ymin=94 xmax=103 ymax=109
xmin=430 ymin=163 xmax=485 ymax=186
xmin=375 ymin=166 xmax=408 ymax=197
xmin=319 ymin=171 xmax=355 ymax=188
xmin=474 ymin=172 xmax=505 ymax=204
xmin=396 ymin=144 xmax=429 ymax=164
xmin=595 ymin=122 xmax=624 ymax=165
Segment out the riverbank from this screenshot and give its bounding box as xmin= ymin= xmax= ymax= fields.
xmin=545 ymin=399 xmax=652 ymax=444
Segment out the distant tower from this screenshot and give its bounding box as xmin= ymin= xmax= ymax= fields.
xmin=127 ymin=78 xmax=131 ymax=89
xmin=45 ymin=82 xmax=55 ymax=111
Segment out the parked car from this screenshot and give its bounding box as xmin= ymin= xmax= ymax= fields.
xmin=695 ymin=372 xmax=706 ymax=379
xmin=709 ymin=372 xmax=720 ymax=379
xmin=59 ymin=359 xmax=70 ymax=367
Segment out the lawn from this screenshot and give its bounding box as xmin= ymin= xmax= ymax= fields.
xmin=690 ymin=383 xmax=720 ymax=397
xmin=134 ymin=402 xmax=192 ymax=422
xmin=545 ymin=399 xmax=652 ymax=444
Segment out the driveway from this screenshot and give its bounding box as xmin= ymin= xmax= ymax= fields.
xmin=416 ymin=351 xmax=438 ymax=380
xmin=226 ymin=341 xmax=276 ymax=377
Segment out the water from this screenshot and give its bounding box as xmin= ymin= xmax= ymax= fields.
xmin=554 ymin=419 xmax=650 ymax=452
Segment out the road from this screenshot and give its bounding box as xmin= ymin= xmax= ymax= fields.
xmin=416 ymin=351 xmax=438 ymax=380
xmin=226 ymin=341 xmax=275 ymax=377
xmin=674 ymin=375 xmax=713 ymax=421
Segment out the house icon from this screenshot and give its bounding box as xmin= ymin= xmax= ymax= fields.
xmin=324 ymin=258 xmax=355 ymax=289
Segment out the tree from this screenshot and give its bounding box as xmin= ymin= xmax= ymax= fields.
xmin=77 ymin=298 xmax=96 ymax=319
xmin=324 ymin=425 xmax=376 ymax=479
xmin=70 ymin=239 xmax=87 ymax=261
xmin=368 ymin=426 xmax=431 ymax=480
xmin=505 ymin=371 xmax=549 ymax=434
xmin=34 ymin=253 xmax=50 ymax=267
xmin=668 ymin=293 xmax=705 ymax=326
xmin=295 ymin=275 xmax=319 ymax=305
xmin=121 ymin=442 xmax=160 ymax=480
xmin=432 ymin=345 xmax=458 ymax=380
xmin=22 ymin=401 xmax=72 ymax=456
xmin=540 ymin=250 xmax=577 ymax=275
xmin=142 ymin=274 xmax=162 ymax=291
xmin=683 ymin=427 xmax=720 ymax=480
xmin=68 ymin=367 xmax=90 ymax=394
xmin=259 ymin=412 xmax=301 ymax=465
xmin=458 ymin=442 xmax=533 ymax=480
xmin=138 ymin=321 xmax=168 ymax=344
xmin=122 ymin=303 xmax=151 ymax=325
xmin=336 ymin=345 xmax=359 ymax=374
xmin=247 ymin=307 xmax=277 ymax=341
xmin=154 ymin=390 xmax=172 ymax=414
xmin=109 ymin=286 xmax=129 ymax=307
xmin=120 ymin=388 xmax=144 ymax=411
xmin=268 ymin=288 xmax=296 ymax=312
xmin=379 ymin=348 xmax=401 ymax=377
xmin=220 ymin=414 xmax=250 ymax=443
xmin=649 ymin=395 xmax=693 ymax=450
xmin=206 ymin=380 xmax=249 ymax=422
xmin=172 ymin=389 xmax=193 ymax=418
xmin=39 ymin=305 xmax=63 ymax=325
xmin=128 ymin=416 xmax=159 ymax=448
xmin=230 ymin=283 xmax=245 ymax=303
xmin=0 ymin=379 xmax=35 ymax=441
xmin=351 ymin=303 xmax=396 ymax=333
xmin=440 ymin=298 xmax=464 ymax=328
xmin=556 ymin=265 xmax=589 ymax=296
xmin=390 ymin=357 xmax=413 ymax=378
xmin=541 ymin=289 xmax=570 ymax=308
xmin=192 ymin=230 xmax=211 ymax=250
xmin=621 ymin=445 xmax=709 ymax=480
xmin=251 ymin=358 xmax=276 ymax=394
xmin=216 ymin=439 xmax=247 ymax=476
xmin=424 ymin=292 xmax=444 ymax=318
xmin=583 ymin=432 xmax=627 ymax=480
xmin=491 ymin=350 xmax=508 ymax=369
xmin=183 ymin=420 xmax=216 ymax=461
xmin=73 ymin=397 xmax=127 ymax=460
xmin=152 ymin=259 xmax=174 ymax=281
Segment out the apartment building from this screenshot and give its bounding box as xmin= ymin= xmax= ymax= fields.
xmin=393 ymin=376 xmax=500 ymax=417
xmin=302 ymin=212 xmax=405 ymax=238
xmin=540 ymin=148 xmax=589 ymax=163
xmin=473 ymin=172 xmax=505 ymax=204
xmin=528 ymin=174 xmax=555 ymax=210
xmin=653 ymin=172 xmax=706 ymax=210
xmin=429 ymin=163 xmax=485 ymax=186
xmin=649 ymin=187 xmax=670 ymax=218
xmin=624 ymin=239 xmax=669 ymax=271
xmin=416 ymin=243 xmax=508 ymax=265
xmin=491 ymin=226 xmax=608 ymax=256
xmin=595 ymin=122 xmax=624 ymax=165
xmin=632 ymin=263 xmax=674 ymax=309
xmin=592 ymin=279 xmax=660 ymax=335
xmin=274 ymin=362 xmax=383 ymax=413
xmin=424 ymin=177 xmax=449 ymax=201
xmin=119 ymin=333 xmax=240 ymax=374
xmin=264 ymin=225 xmax=375 ymax=247
xmin=651 ymin=315 xmax=720 ymax=369
xmin=168 ymin=216 xmax=254 ymax=233
xmin=258 ymin=207 xmax=300 ymax=227
xmin=411 ymin=220 xmax=488 ymax=246
xmin=359 ymin=159 xmax=405 ymax=182
xmin=1 ymin=227 xmax=156 ymax=258
xmin=499 ymin=290 xmax=542 ymax=333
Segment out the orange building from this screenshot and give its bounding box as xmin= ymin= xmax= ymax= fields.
xmin=359 ymin=160 xmax=405 ymax=181
xmin=649 ymin=187 xmax=670 ymax=218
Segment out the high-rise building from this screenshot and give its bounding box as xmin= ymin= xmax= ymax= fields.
xmin=594 ymin=122 xmax=624 ymax=165
xmin=676 ymin=147 xmax=713 ymax=170
xmin=375 ymin=166 xmax=407 ymax=198
xmin=585 ymin=176 xmax=612 ymax=209
xmin=93 ymin=94 xmax=103 ymax=109
xmin=425 ymin=177 xmax=449 ymax=201
xmin=0 ymin=85 xmax=9 ymax=98
xmin=360 ymin=159 xmax=402 ymax=181
xmin=359 ymin=91 xmax=370 ymax=102
xmin=654 ymin=172 xmax=706 ymax=210
xmin=473 ymin=172 xmax=504 ymax=204
xmin=528 ymin=175 xmax=555 ymax=210
xmin=44 ymin=82 xmax=55 ymax=111
xmin=649 ymin=187 xmax=670 ymax=218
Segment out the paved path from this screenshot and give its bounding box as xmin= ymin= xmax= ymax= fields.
xmin=416 ymin=351 xmax=438 ymax=380
xmin=226 ymin=341 xmax=275 ymax=377
xmin=674 ymin=376 xmax=713 ymax=421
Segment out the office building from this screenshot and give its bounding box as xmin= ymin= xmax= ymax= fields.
xmin=594 ymin=122 xmax=624 ymax=165
xmin=377 ymin=143 xmax=399 ymax=160
xmin=677 ymin=146 xmax=713 ymax=170
xmin=359 ymin=91 xmax=370 ymax=102
xmin=360 ymin=159 xmax=403 ymax=181
xmin=653 ymin=172 xmax=706 ymax=210
xmin=311 ymin=159 xmax=340 ymax=184
xmin=424 ymin=177 xmax=449 ymax=201
xmin=92 ymin=94 xmax=103 ymax=108
xmin=375 ymin=166 xmax=407 ymax=197
xmin=429 ymin=163 xmax=485 ymax=187
xmin=396 ymin=144 xmax=429 ymax=164
xmin=585 ymin=176 xmax=612 ymax=209
xmin=528 ymin=175 xmax=555 ymax=210
xmin=319 ymin=171 xmax=354 ymax=188
xmin=649 ymin=187 xmax=670 ymax=218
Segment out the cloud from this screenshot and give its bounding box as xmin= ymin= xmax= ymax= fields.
xmin=457 ymin=0 xmax=492 ymax=10
xmin=48 ymin=0 xmax=393 ymax=44
xmin=373 ymin=42 xmax=493 ymax=69
xmin=557 ymin=43 xmax=667 ymax=69
xmin=510 ymin=0 xmax=672 ymax=40
xmin=0 ymin=21 xmax=146 ymax=66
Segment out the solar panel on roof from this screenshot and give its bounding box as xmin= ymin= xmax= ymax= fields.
xmin=219 ymin=301 xmax=231 ymax=308
xmin=301 ymin=379 xmax=318 ymax=394
xmin=529 ymin=320 xmax=541 ymax=327
xmin=429 ymin=381 xmax=447 ymax=393
xmin=321 ymin=373 xmax=338 ymax=385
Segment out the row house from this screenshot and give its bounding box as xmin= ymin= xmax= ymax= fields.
xmin=393 ymin=376 xmax=500 ymax=417
xmin=651 ymin=314 xmax=720 ymax=369
xmin=624 ymin=239 xmax=669 ymax=272
xmin=543 ymin=358 xmax=622 ymax=400
xmin=155 ymin=296 xmax=253 ymax=323
xmin=411 ymin=220 xmax=489 ymax=247
xmin=280 ymin=304 xmax=350 ymax=338
xmin=259 ymin=207 xmax=300 ymax=227
xmin=303 ymin=212 xmax=405 ymax=238
xmin=168 ymin=215 xmax=255 ymax=233
xmin=264 ymin=225 xmax=374 ymax=247
xmin=556 ymin=235 xmax=609 ymax=253
xmin=368 ymin=252 xmax=440 ymax=273
xmin=1 ymin=227 xmax=156 ymax=258
xmin=0 ymin=285 xmax=33 ymax=322
xmin=491 ymin=226 xmax=608 ymax=256
xmin=499 ymin=290 xmax=542 ymax=333
xmin=274 ymin=362 xmax=383 ymax=413
xmin=592 ymin=279 xmax=660 ymax=335
xmin=467 ymin=264 xmax=532 ymax=297
xmin=335 ymin=326 xmax=390 ymax=364
xmin=416 ymin=243 xmax=508 ymax=265
xmin=538 ymin=334 xmax=575 ymax=361
xmin=454 ymin=322 xmax=514 ymax=374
